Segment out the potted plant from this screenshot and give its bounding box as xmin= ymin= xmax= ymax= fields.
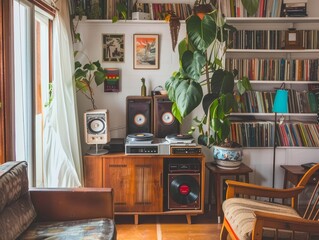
xmin=165 ymin=1 xmax=258 ymax=168
xmin=74 ymin=52 xmax=105 ymax=110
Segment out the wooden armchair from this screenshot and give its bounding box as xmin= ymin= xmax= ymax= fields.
xmin=220 ymin=163 xmax=319 ymax=240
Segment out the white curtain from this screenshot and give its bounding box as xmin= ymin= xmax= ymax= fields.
xmin=43 ymin=0 xmax=83 ymax=187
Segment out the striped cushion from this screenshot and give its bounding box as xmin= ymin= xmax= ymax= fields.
xmin=222 ymin=198 xmax=302 ymax=240
xmin=0 ymin=161 xmax=36 ymax=240
xmin=20 ymin=218 xmax=116 ymax=240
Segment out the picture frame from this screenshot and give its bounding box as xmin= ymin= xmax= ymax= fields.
xmin=102 ymin=34 xmax=125 ymax=62
xmin=133 ymin=34 xmax=159 ymax=69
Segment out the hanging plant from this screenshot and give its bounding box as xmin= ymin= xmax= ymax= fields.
xmin=166 ymin=11 xmax=181 ymax=52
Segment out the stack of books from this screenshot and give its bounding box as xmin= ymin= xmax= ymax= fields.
xmin=283 ymin=0 xmax=307 ymax=17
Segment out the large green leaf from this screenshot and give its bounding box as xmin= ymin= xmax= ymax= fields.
xmin=220 ymin=93 xmax=235 ymax=113
xmin=178 ymin=38 xmax=188 ymax=63
xmin=93 ymin=60 xmax=102 ymax=69
xmin=202 ymin=93 xmax=218 ymax=115
xmin=75 ymin=61 xmax=82 ymax=69
xmin=241 ymin=0 xmax=259 ymax=16
xmin=165 ymin=73 xmax=183 ymax=102
xmin=211 ymin=69 xmax=225 ymax=96
xmin=175 ymin=80 xmax=203 ymax=118
xmin=181 ymin=50 xmax=206 ymax=80
xmin=220 ymin=71 xmax=235 ymax=94
xmin=186 ymin=13 xmax=217 ymax=53
xmin=84 ymin=63 xmax=95 ymax=71
xmin=74 ymin=68 xmax=88 ymax=81
xmin=237 ymin=76 xmax=252 ymax=95
xmin=172 ymin=102 xmax=182 ymax=123
xmin=219 ymin=118 xmax=231 ymax=143
xmin=75 ymin=78 xmax=90 ymax=92
xmin=94 ymin=70 xmax=106 ymax=86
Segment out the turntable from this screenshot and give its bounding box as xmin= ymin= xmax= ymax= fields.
xmin=126 ymin=133 xmax=154 ymax=144
xmin=165 ymin=134 xmax=195 ymax=144
xmin=125 ymin=133 xmax=170 ymax=155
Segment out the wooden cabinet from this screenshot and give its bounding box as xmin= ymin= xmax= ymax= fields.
xmin=83 ymin=153 xmax=205 ymax=224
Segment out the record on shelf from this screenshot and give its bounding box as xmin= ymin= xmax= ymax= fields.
xmin=169 ymin=175 xmax=199 ymax=205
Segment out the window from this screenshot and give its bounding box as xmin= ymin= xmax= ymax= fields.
xmin=13 ymin=0 xmax=53 ymax=186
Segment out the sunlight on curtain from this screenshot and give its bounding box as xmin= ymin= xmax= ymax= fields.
xmin=13 ymin=1 xmax=32 ymax=177
xmin=43 ymin=0 xmax=82 ymax=187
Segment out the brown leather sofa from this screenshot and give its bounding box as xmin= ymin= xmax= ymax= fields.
xmin=0 ymin=161 xmax=116 ymax=240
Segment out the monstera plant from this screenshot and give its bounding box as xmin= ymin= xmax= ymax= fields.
xmin=165 ymin=1 xmax=258 ymax=148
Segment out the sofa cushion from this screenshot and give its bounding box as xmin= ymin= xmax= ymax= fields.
xmin=0 ymin=161 xmax=36 ymax=240
xmin=223 ymin=198 xmax=302 ymax=240
xmin=19 ymin=218 xmax=117 ymax=240
xmin=0 ymin=161 xmax=29 ymax=212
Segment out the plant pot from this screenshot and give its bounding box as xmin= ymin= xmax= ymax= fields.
xmin=213 ymin=145 xmax=243 ymax=169
xmin=193 ymin=4 xmax=214 ymax=20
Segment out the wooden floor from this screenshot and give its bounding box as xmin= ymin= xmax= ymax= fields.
xmin=115 ymin=206 xmax=222 ymax=240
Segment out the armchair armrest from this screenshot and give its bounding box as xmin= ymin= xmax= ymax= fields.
xmin=30 ymin=187 xmax=114 ymax=222
xmin=225 ymin=180 xmax=304 ymax=200
xmin=252 ymin=211 xmax=319 ymax=239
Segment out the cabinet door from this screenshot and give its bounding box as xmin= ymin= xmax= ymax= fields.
xmin=131 ymin=156 xmax=163 ymax=212
xmin=83 ymin=156 xmax=103 ymax=187
xmin=104 ymin=157 xmax=135 ymax=212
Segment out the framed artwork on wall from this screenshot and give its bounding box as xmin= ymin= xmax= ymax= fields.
xmin=104 ymin=68 xmax=120 ymax=92
xmin=102 ymin=34 xmax=125 ymax=62
xmin=133 ymin=34 xmax=159 ymax=69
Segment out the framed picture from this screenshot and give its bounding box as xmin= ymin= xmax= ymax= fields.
xmin=133 ymin=34 xmax=159 ymax=69
xmin=104 ymin=68 xmax=120 ymax=92
xmin=102 ymin=34 xmax=124 ymax=62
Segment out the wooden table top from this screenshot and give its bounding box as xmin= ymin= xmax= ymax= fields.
xmin=280 ymin=165 xmax=308 ymax=176
xmin=205 ymin=162 xmax=253 ymax=174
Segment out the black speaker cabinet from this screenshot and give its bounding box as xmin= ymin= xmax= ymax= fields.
xmin=168 ymin=173 xmax=201 ymax=210
xmin=153 ymin=95 xmax=180 ymax=138
xmin=126 ymin=96 xmax=153 ymax=135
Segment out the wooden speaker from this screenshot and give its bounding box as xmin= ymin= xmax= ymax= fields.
xmin=153 ymin=95 xmax=180 ymax=138
xmin=84 ymin=109 xmax=110 ymax=144
xmin=126 ymin=96 xmax=153 ymax=135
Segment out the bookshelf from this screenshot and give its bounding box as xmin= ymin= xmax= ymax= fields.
xmin=225 ymin=15 xmax=319 ymax=146
xmin=223 ymin=1 xmax=319 ymax=187
xmin=70 ymin=0 xmax=193 ymax=21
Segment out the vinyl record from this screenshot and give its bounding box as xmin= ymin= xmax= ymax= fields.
xmin=127 ymin=133 xmax=154 ymax=142
xmin=166 ymin=134 xmax=193 ymax=140
xmin=169 ymin=175 xmax=199 ymax=205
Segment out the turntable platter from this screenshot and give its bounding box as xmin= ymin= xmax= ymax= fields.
xmin=165 ymin=134 xmax=194 ymax=144
xmin=126 ymin=133 xmax=154 ymax=143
